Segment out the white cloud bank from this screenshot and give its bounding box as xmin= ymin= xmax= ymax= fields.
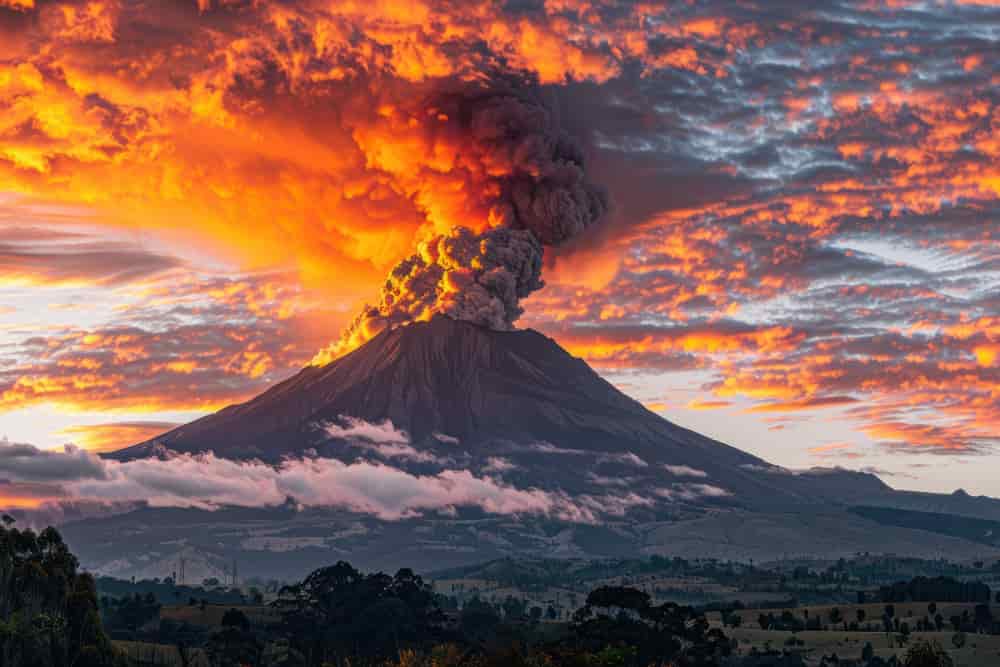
xmin=0 ymin=440 xmax=596 ymax=522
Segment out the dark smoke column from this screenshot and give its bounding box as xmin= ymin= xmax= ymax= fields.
xmin=313 ymin=88 xmax=608 ymax=364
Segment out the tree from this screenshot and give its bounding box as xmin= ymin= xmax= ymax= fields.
xmin=206 ymin=618 xmax=261 ymax=667
xmin=974 ymin=603 xmax=993 ymax=633
xmin=903 ymin=640 xmax=954 ymax=667
xmin=221 ymin=608 xmax=250 ymax=631
xmin=104 ymin=592 xmax=160 ymax=635
xmin=572 ymin=585 xmax=731 ymax=665
xmin=829 ymin=607 xmax=842 ymax=625
xmin=862 ymin=642 xmax=874 ymax=662
xmin=0 ymin=522 xmax=124 ymax=667
xmin=275 ymin=561 xmax=442 ymax=664
xmin=501 ymin=595 xmax=526 ymax=620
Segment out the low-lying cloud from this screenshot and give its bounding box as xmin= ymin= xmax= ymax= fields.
xmin=322 ymin=416 xmax=409 ymax=445
xmin=0 ymin=440 xmax=597 ymax=522
xmin=655 ymin=483 xmax=732 ymax=502
xmin=0 ymin=439 xmax=107 ymax=481
xmin=322 ymin=416 xmax=442 ymax=464
xmin=662 ymin=464 xmax=709 ymax=478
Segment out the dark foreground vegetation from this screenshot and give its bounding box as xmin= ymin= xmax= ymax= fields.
xmin=0 ymin=517 xmax=123 ymax=666
xmin=0 ymin=520 xmax=974 ymax=666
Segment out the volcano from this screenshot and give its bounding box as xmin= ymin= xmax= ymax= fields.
xmin=111 ymin=315 xmax=884 ymax=508
xmin=73 ymin=316 xmax=1000 ymax=577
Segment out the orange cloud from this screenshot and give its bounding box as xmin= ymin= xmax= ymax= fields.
xmin=57 ymin=421 xmax=178 ymax=452
xmin=1 ymin=0 xmax=996 ymax=472
xmin=0 ymin=0 xmax=33 ymax=10
xmin=686 ymin=399 xmax=733 ymax=410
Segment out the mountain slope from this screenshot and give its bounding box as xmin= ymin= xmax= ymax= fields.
xmin=111 ymin=316 xmax=886 ymax=509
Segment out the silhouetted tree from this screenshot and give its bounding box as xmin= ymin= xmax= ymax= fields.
xmin=572 ymin=585 xmax=730 ymax=666
xmin=903 ymin=640 xmax=953 ymax=667
xmin=0 ymin=521 xmax=123 ymax=666
xmin=274 ymin=561 xmax=442 ymax=665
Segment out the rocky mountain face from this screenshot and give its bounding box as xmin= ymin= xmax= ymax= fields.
xmin=76 ymin=316 xmax=997 ymax=578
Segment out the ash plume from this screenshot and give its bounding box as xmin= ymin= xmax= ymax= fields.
xmin=315 ymin=87 xmax=608 ymax=363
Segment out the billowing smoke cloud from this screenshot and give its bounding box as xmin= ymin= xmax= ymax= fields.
xmin=314 ymin=88 xmax=608 ymax=363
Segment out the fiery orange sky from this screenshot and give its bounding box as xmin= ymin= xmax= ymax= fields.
xmin=1 ymin=0 xmax=998 ymax=504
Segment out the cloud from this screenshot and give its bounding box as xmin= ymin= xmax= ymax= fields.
xmin=0 ymin=237 xmax=182 ymax=287
xmin=655 ymin=483 xmax=732 ymax=502
xmin=598 ymin=452 xmax=649 ymax=468
xmin=322 ymin=416 xmax=409 ymax=445
xmin=0 ymin=439 xmax=107 ymax=481
xmin=586 ymin=472 xmax=635 ymax=487
xmin=0 ymin=437 xmax=735 ymax=524
xmin=0 ymin=271 xmax=331 ymax=414
xmin=528 ymin=441 xmax=588 ymax=456
xmin=0 ymin=439 xmax=593 ymax=522
xmin=322 ymin=416 xmax=442 ymax=464
xmin=577 ymin=492 xmax=655 ymax=517
xmin=662 ymin=465 xmax=708 ymax=479
xmin=57 ymin=422 xmax=179 ymax=453
xmin=525 ymin=443 xmax=648 ymax=468
xmin=482 ymin=457 xmax=516 ymax=473
xmin=0 ymin=0 xmax=997 ymax=478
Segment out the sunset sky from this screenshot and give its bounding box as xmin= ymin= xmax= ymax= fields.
xmin=1 ymin=0 xmax=998 ymax=503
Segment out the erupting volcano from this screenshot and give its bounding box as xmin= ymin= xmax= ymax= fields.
xmin=88 ymin=313 xmax=1000 ymax=577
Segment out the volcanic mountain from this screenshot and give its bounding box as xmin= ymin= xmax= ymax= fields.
xmin=73 ymin=316 xmax=1000 ymax=577
xmin=111 ymin=315 xmax=883 ymax=507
